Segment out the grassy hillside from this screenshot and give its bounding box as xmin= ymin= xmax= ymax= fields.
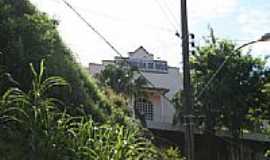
xmin=0 ymin=0 xmax=122 ymax=122
xmin=0 ymin=0 xmax=183 ymax=159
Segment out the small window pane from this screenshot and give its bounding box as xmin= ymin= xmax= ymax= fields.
xmin=134 ymin=97 xmax=153 ymax=120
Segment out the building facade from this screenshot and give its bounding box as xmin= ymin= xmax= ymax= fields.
xmin=88 ymin=46 xmax=183 ymax=130
xmin=88 ymin=46 xmax=270 ymax=159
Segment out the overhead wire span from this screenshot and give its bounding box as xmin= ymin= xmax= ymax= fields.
xmin=52 ymin=0 xmax=174 ymax=33
xmin=162 ymin=0 xmax=179 ymax=26
xmin=61 ymin=0 xmax=176 ymax=106
xmin=154 ymin=0 xmax=179 ymax=32
xmin=60 ymin=0 xmax=248 ymax=148
xmin=62 ymin=0 xmax=123 ymax=57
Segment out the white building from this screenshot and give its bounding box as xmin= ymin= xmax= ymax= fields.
xmin=88 ymin=46 xmax=183 ymax=130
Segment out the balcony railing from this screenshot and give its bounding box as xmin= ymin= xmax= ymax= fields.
xmin=116 ymin=59 xmax=168 ymax=73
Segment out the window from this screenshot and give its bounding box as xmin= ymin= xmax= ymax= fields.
xmin=139 ymin=62 xmax=146 ymax=69
xmin=148 ymin=62 xmax=154 ymax=69
xmin=135 ymin=61 xmax=145 ymax=69
xmin=154 ymin=62 xmax=168 ymax=71
xmin=134 ymin=97 xmax=153 ymax=120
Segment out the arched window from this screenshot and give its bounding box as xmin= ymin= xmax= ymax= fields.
xmin=134 ymin=97 xmax=153 ymax=120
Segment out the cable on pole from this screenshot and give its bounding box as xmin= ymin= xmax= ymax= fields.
xmin=61 ymin=1 xmax=250 ymax=152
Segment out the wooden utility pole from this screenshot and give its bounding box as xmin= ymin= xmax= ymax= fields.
xmin=180 ymin=0 xmax=194 ymax=159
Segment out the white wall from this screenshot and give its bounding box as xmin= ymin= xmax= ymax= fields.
xmin=142 ymin=67 xmax=182 ymax=98
xmin=87 ymin=50 xmax=183 ymax=130
xmin=139 ymin=67 xmax=182 ymax=126
xmin=88 ymin=63 xmax=105 ymax=76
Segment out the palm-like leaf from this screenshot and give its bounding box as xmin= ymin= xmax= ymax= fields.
xmin=40 ymin=76 xmax=70 ymax=95
xmin=29 ymin=59 xmax=70 ymax=101
xmin=2 ymin=88 xmax=31 ymax=105
xmin=0 ymin=59 xmax=184 ymax=159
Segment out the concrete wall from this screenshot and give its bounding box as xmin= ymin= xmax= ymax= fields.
xmin=143 ymin=96 xmax=177 ymax=129
xmin=88 ymin=62 xmax=182 ymax=130
xmin=149 ymin=94 xmax=161 ymax=122
xmin=88 ymin=63 xmax=105 ymax=76
xmin=142 ymin=67 xmax=182 ymax=97
xmin=141 ymin=67 xmax=182 ymax=126
xmin=87 ymin=46 xmax=183 ymax=130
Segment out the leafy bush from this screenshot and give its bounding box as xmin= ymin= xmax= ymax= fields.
xmin=0 ymin=0 xmax=118 ymax=122
xmin=0 ymin=1 xmax=184 ymax=159
xmin=96 ymin=64 xmax=147 ymax=97
xmin=161 ymin=147 xmax=184 ymax=160
xmin=0 ymin=60 xmax=183 ymax=159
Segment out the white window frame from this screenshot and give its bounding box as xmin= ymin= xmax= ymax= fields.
xmin=134 ymin=97 xmax=153 ymax=121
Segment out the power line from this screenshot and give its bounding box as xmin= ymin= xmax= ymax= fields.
xmin=162 ymin=0 xmax=179 ymax=27
xmin=62 ymin=0 xmax=123 ymax=57
xmin=51 ymin=0 xmax=180 ymax=64
xmin=56 ymin=0 xmax=175 ymax=33
xmin=154 ymin=0 xmax=179 ymax=32
xmin=195 ymin=40 xmax=257 ymax=100
xmin=61 ymin=0 xmax=176 ymax=107
xmin=58 ymin=2 xmax=252 ymax=151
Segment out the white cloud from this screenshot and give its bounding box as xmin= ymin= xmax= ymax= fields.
xmin=252 ymin=42 xmax=270 ymax=56
xmin=188 ymin=0 xmax=239 ymax=24
xmin=238 ymin=8 xmax=270 ymax=39
xmin=29 ymin=0 xmax=240 ymax=67
xmin=237 ymin=6 xmax=270 ymax=58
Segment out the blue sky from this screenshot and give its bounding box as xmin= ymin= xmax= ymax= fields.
xmin=30 ymin=0 xmax=270 ymax=67
xmin=204 ymin=0 xmax=270 ymax=39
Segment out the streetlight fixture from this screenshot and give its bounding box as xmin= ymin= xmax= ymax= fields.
xmin=259 ymin=33 xmax=270 ymax=42
xmin=196 ymin=33 xmax=270 ymax=100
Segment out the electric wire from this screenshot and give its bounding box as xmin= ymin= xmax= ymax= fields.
xmin=50 ymin=0 xmax=175 ymax=33
xmin=22 ymin=1 xmax=263 ymax=150
xmin=60 ymin=1 xmax=251 ymax=148
xmin=195 ymin=41 xmax=257 ymax=100
xmin=61 ymin=0 xmax=175 ymax=106
xmin=154 ymin=0 xmax=179 ymax=32
xmin=62 ymin=0 xmax=123 ymax=58
xmin=162 ymin=0 xmax=179 ymax=26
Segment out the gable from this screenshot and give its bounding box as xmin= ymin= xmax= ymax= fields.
xmin=129 ymin=46 xmax=154 ymax=60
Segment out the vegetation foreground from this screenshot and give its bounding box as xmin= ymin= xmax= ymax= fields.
xmin=0 ymin=60 xmax=182 ymax=159
xmin=0 ymin=0 xmax=183 ymax=159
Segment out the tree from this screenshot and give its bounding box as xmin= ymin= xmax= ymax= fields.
xmin=0 ymin=0 xmax=120 ymax=122
xmin=96 ymin=64 xmax=150 ymax=125
xmin=0 ymin=60 xmax=176 ymax=160
xmin=96 ymin=64 xmax=147 ymax=97
xmin=173 ymin=30 xmax=270 ymax=138
xmin=0 ymin=1 xmax=185 ymax=158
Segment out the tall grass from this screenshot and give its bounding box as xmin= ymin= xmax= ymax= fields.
xmin=0 ymin=60 xmax=183 ymax=160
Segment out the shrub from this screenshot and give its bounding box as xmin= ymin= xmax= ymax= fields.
xmin=0 ymin=60 xmax=183 ymax=160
